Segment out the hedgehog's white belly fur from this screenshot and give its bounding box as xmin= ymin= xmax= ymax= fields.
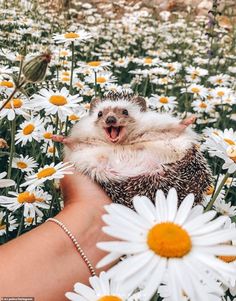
xmin=68 ymin=139 xmax=193 ymax=182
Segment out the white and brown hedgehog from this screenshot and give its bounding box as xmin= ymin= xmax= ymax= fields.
xmin=53 ymin=92 xmax=212 ymax=208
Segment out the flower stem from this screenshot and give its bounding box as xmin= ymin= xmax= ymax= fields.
xmin=205 ymin=172 xmax=230 ymax=212
xmin=69 ymin=41 xmax=75 ymax=94
xmin=17 ymin=212 xmax=24 ymax=237
xmin=143 ymin=75 xmax=149 ymax=97
xmin=7 ymin=118 xmax=16 ymax=179
xmin=94 ymin=71 xmax=98 ymax=97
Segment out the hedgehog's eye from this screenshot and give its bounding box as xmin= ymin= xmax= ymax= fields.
xmin=98 ymin=111 xmax=103 ymax=118
xmin=122 ymin=109 xmax=128 ymax=116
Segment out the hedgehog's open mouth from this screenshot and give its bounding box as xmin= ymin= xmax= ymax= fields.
xmin=104 ymin=126 xmax=124 ymax=143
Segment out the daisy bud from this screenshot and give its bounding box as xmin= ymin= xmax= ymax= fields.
xmin=0 ymin=138 xmax=9 ymax=149
xmin=22 ymin=51 xmax=51 ymax=83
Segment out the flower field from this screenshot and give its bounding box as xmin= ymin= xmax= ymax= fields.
xmin=0 ymin=0 xmax=236 ymax=300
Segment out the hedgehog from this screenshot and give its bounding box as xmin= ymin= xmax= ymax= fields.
xmin=53 ymin=92 xmax=212 ymax=208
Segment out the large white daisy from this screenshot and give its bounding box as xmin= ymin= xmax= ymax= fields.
xmin=30 ymin=87 xmax=82 ymax=121
xmin=97 ymin=188 xmax=236 ymax=301
xmin=20 ymin=162 xmax=73 ymax=191
xmin=66 ymin=271 xmax=134 ymax=301
xmin=0 ymin=188 xmax=52 ymax=217
xmin=53 ymin=30 xmax=92 ymax=45
xmin=12 ymin=155 xmax=38 ymax=173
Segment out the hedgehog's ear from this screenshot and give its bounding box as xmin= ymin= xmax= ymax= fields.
xmin=132 ymin=96 xmax=147 ymax=112
xmin=89 ymin=97 xmax=101 ymax=114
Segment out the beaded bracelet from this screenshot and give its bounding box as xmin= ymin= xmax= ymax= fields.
xmin=47 ymin=217 xmax=96 ymax=276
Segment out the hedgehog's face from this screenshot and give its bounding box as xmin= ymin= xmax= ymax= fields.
xmin=95 ymin=106 xmax=136 ymax=144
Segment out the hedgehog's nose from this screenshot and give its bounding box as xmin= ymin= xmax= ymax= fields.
xmin=106 ymin=116 xmax=117 ymax=125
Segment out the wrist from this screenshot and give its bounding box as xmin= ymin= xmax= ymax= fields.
xmin=54 ymin=197 xmax=112 ymax=275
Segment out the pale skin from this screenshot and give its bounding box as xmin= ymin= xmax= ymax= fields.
xmin=0 ymin=173 xmax=112 ymax=301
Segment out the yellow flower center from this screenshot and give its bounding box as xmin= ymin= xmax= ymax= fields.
xmin=168 ymin=65 xmax=175 ymax=72
xmin=48 ymin=146 xmax=55 ymax=153
xmin=0 ymin=224 xmax=6 ymax=230
xmin=16 ymin=161 xmax=28 ymax=169
xmin=206 ymin=185 xmax=214 ymax=195
xmin=0 ymin=81 xmax=14 ymax=88
xmin=43 ymin=132 xmax=53 ymax=139
xmin=199 ymin=102 xmax=207 ymax=109
xmin=218 ymin=255 xmax=236 ymax=263
xmin=144 ymin=57 xmax=153 ymax=64
xmin=159 ymin=97 xmax=169 ymax=104
xmin=69 ymin=114 xmax=80 ymax=121
xmin=49 ymin=95 xmax=67 ymax=106
xmin=98 ymin=296 xmax=122 ymax=301
xmin=17 ymin=192 xmax=36 ymax=203
xmin=60 ymin=50 xmax=69 ymax=56
xmin=64 ymin=32 xmax=80 ymax=39
xmin=216 ymin=79 xmax=223 ymax=84
xmin=227 ymin=146 xmax=236 ymax=162
xmin=191 ymin=87 xmax=200 ymax=94
xmin=118 ymin=59 xmax=125 ymax=64
xmin=147 ymin=222 xmax=192 ymax=258
xmin=191 ymin=71 xmax=199 ymax=79
xmin=25 ymin=217 xmax=34 ymax=223
xmin=23 ymin=124 xmax=35 ymax=135
xmin=4 ymin=98 xmax=23 ymax=109
xmin=62 ymin=71 xmax=70 ymax=76
xmin=37 ymin=167 xmax=56 ymax=179
xmin=96 ymin=77 xmax=106 ymax=84
xmin=61 ymin=77 xmax=70 ymax=82
xmin=224 ymin=138 xmax=235 ymax=145
xmin=217 ymin=91 xmax=225 ymax=97
xmin=87 ymin=61 xmax=101 ymax=67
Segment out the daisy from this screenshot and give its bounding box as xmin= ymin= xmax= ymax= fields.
xmin=0 ymin=172 xmax=15 ymax=188
xmin=212 ymin=87 xmax=232 ymax=100
xmin=164 ymin=62 xmax=182 ymax=75
xmin=0 ymin=188 xmax=51 ymax=217
xmin=79 ymin=60 xmax=111 ymax=72
xmin=15 ymin=116 xmax=44 ymax=146
xmin=0 ymin=79 xmax=15 ymax=92
xmin=24 ymin=215 xmax=42 ymax=227
xmin=41 ymin=124 xmax=54 ymax=142
xmin=53 ymin=30 xmax=91 ymax=45
xmin=85 ymin=71 xmax=117 ymax=87
xmin=0 ymin=211 xmax=18 ymax=236
xmin=41 ymin=142 xmax=59 ymax=158
xmin=208 ymin=74 xmax=231 ymax=87
xmin=66 ymin=271 xmax=133 ymax=301
xmin=68 ymin=107 xmax=88 ymax=124
xmin=186 ymin=84 xmax=208 ymax=99
xmin=20 ymin=162 xmax=73 ymax=191
xmin=135 ymin=57 xmax=160 ymax=67
xmin=214 ymin=199 xmax=236 ymax=217
xmin=97 ymin=188 xmax=236 ymax=301
xmin=185 ymin=66 xmax=208 ymax=81
xmin=114 ymin=57 xmax=130 ymax=68
xmin=192 ymin=99 xmax=215 ymax=114
xmin=59 ymin=70 xmax=71 ymax=84
xmin=148 ymin=94 xmax=177 ymax=111
xmin=12 ymin=155 xmax=38 ymax=173
xmin=30 ymin=87 xmax=82 ymax=121
xmin=0 ymin=95 xmax=30 ymax=121
xmin=203 ymin=129 xmax=236 ymax=174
